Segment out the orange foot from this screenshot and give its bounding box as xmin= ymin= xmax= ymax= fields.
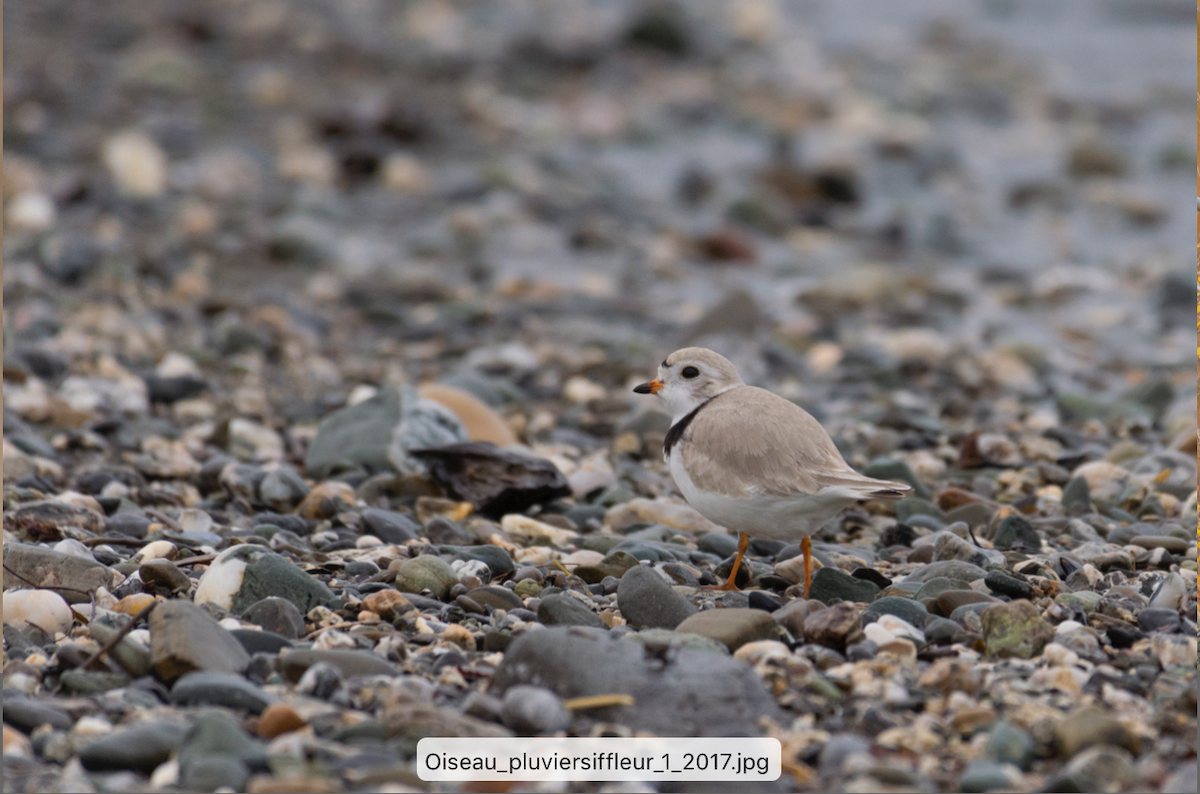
xmin=703 ymin=531 xmax=750 ymax=592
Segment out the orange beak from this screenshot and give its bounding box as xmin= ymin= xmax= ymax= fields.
xmin=633 ymin=378 xmax=663 ymax=395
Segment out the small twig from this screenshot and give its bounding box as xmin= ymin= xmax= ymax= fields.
xmin=82 ymin=536 xmax=152 ymax=547
xmin=965 ymin=524 xmax=982 ymax=548
xmin=2 ymin=562 xmax=97 ymax=599
xmin=303 ymin=621 xmax=362 ymax=641
xmin=80 ymin=601 xmax=157 ymax=671
xmin=144 ymin=508 xmax=184 ymax=533
xmin=174 ymin=553 xmax=218 ymax=566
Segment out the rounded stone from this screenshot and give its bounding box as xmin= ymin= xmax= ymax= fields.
xmin=674 ymin=608 xmax=779 ymax=652
xmin=862 ymin=596 xmax=929 ymax=628
xmin=2 ymin=589 xmax=73 ymax=636
xmin=258 ymin=703 xmax=307 ymax=739
xmin=617 ymin=565 xmax=696 ymax=630
xmin=807 ymin=567 xmax=881 ymax=605
xmin=536 ymin=593 xmax=607 ymax=629
xmin=982 ymin=601 xmax=1054 ymax=659
xmin=395 ymin=555 xmax=459 ymax=600
xmin=501 ymin=685 xmax=571 ymax=735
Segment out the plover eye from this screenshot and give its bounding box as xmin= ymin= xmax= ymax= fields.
xmin=681 ymin=366 xmax=699 ymax=379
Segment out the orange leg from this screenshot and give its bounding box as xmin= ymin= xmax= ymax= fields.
xmin=802 ymin=536 xmax=812 ymax=600
xmin=705 ymin=532 xmax=750 ymax=591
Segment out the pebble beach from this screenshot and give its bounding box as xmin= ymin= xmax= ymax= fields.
xmin=2 ymin=2 xmax=1196 ymax=792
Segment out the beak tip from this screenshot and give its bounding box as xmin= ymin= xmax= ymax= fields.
xmin=632 ymin=384 xmax=651 ymax=394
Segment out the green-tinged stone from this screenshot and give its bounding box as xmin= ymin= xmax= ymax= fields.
xmin=981 ymin=601 xmax=1054 ymax=659
xmin=862 ymin=596 xmax=929 ymax=627
xmin=58 ymin=669 xmax=131 ymax=695
xmin=807 ymin=567 xmax=881 ymax=605
xmin=513 ymin=580 xmax=543 ymax=598
xmin=1055 ymin=591 xmax=1102 ymax=613
xmin=395 ymin=555 xmax=458 ymax=600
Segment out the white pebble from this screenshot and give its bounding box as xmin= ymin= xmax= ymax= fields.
xmin=876 ymin=614 xmax=925 ymax=645
xmin=3 ymin=590 xmax=73 ymax=636
xmin=863 ymin=622 xmax=896 ymax=645
xmin=1148 ymin=572 xmax=1186 ymax=610
xmin=193 ymin=547 xmax=248 ymax=610
xmin=103 ymin=130 xmax=167 ymax=197
xmin=1042 ymin=642 xmax=1079 ymax=667
xmin=69 ymin=715 xmax=113 ymax=742
xmin=134 ymin=540 xmax=177 ymax=563
xmin=1055 ymin=619 xmax=1086 ymax=634
xmin=155 ymin=352 xmax=202 ymax=379
xmin=6 ymin=191 xmax=56 ymax=231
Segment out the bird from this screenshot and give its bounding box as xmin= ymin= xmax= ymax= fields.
xmin=633 ymin=347 xmax=910 ymax=597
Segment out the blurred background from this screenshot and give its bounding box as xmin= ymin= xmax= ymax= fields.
xmin=4 ymin=0 xmax=1195 ymax=513
xmin=5 ymin=0 xmax=1196 ymax=482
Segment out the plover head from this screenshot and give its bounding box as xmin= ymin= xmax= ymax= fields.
xmin=634 ymin=346 xmax=744 ymax=420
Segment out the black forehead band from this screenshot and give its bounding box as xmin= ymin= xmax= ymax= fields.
xmin=662 ymin=359 xmax=669 ymax=368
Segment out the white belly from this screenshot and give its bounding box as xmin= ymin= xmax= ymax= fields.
xmin=668 ymin=446 xmax=855 ymax=542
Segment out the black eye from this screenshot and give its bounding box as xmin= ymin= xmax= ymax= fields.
xmin=681 ymin=366 xmax=700 ymax=379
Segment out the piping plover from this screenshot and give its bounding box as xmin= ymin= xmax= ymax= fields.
xmin=634 ymin=347 xmax=910 ymax=596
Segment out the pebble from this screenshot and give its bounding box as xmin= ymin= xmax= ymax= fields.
xmin=1136 ymin=608 xmax=1180 ymax=633
xmin=575 ymin=550 xmax=640 ymax=583
xmin=465 ymin=586 xmax=524 ymax=611
xmin=2 ymin=543 xmax=115 ymax=604
xmin=933 ymin=531 xmax=1006 ymax=568
xmin=257 ymin=703 xmax=307 ymax=739
xmin=1055 ymin=706 xmax=1141 ymax=757
xmin=294 ymin=480 xmax=355 ymax=520
xmin=981 ymin=601 xmax=1054 ymax=659
xmin=177 ymin=712 xmax=264 ymax=793
xmin=241 ymin=597 xmax=307 ymax=639
xmin=983 ymin=570 xmax=1036 ymax=600
xmin=278 ymin=650 xmax=399 ymax=682
xmin=771 ymin=598 xmax=825 ymax=637
xmin=1147 ymin=571 xmax=1186 ymax=609
xmin=807 ymin=566 xmax=881 ymax=604
xmin=674 ymin=608 xmax=778 ymax=652
xmin=983 ymin=720 xmax=1034 ymax=770
xmin=803 ymin=602 xmax=864 ymax=652
xmin=501 ymin=685 xmax=571 ymax=735
xmin=103 ymin=130 xmax=167 ymax=197
xmin=616 ymin=565 xmax=696 ymax=629
xmin=418 ymin=383 xmax=518 ymax=446
xmin=862 ymin=596 xmax=929 ymax=628
xmin=2 ymin=589 xmax=73 ymax=636
xmin=360 ymin=507 xmax=421 ymax=544
xmin=169 ymin=671 xmax=277 ymax=714
xmin=77 ymin=721 xmax=188 ymax=774
xmin=992 ymin=515 xmax=1041 ymax=551
xmin=537 ymin=593 xmax=607 ymax=629
xmin=394 ymin=554 xmax=459 ymax=600
xmin=194 ymin=545 xmax=337 ymax=615
xmin=149 ymin=600 xmax=251 ymax=681
xmin=1060 ymin=745 xmax=1136 ymax=793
